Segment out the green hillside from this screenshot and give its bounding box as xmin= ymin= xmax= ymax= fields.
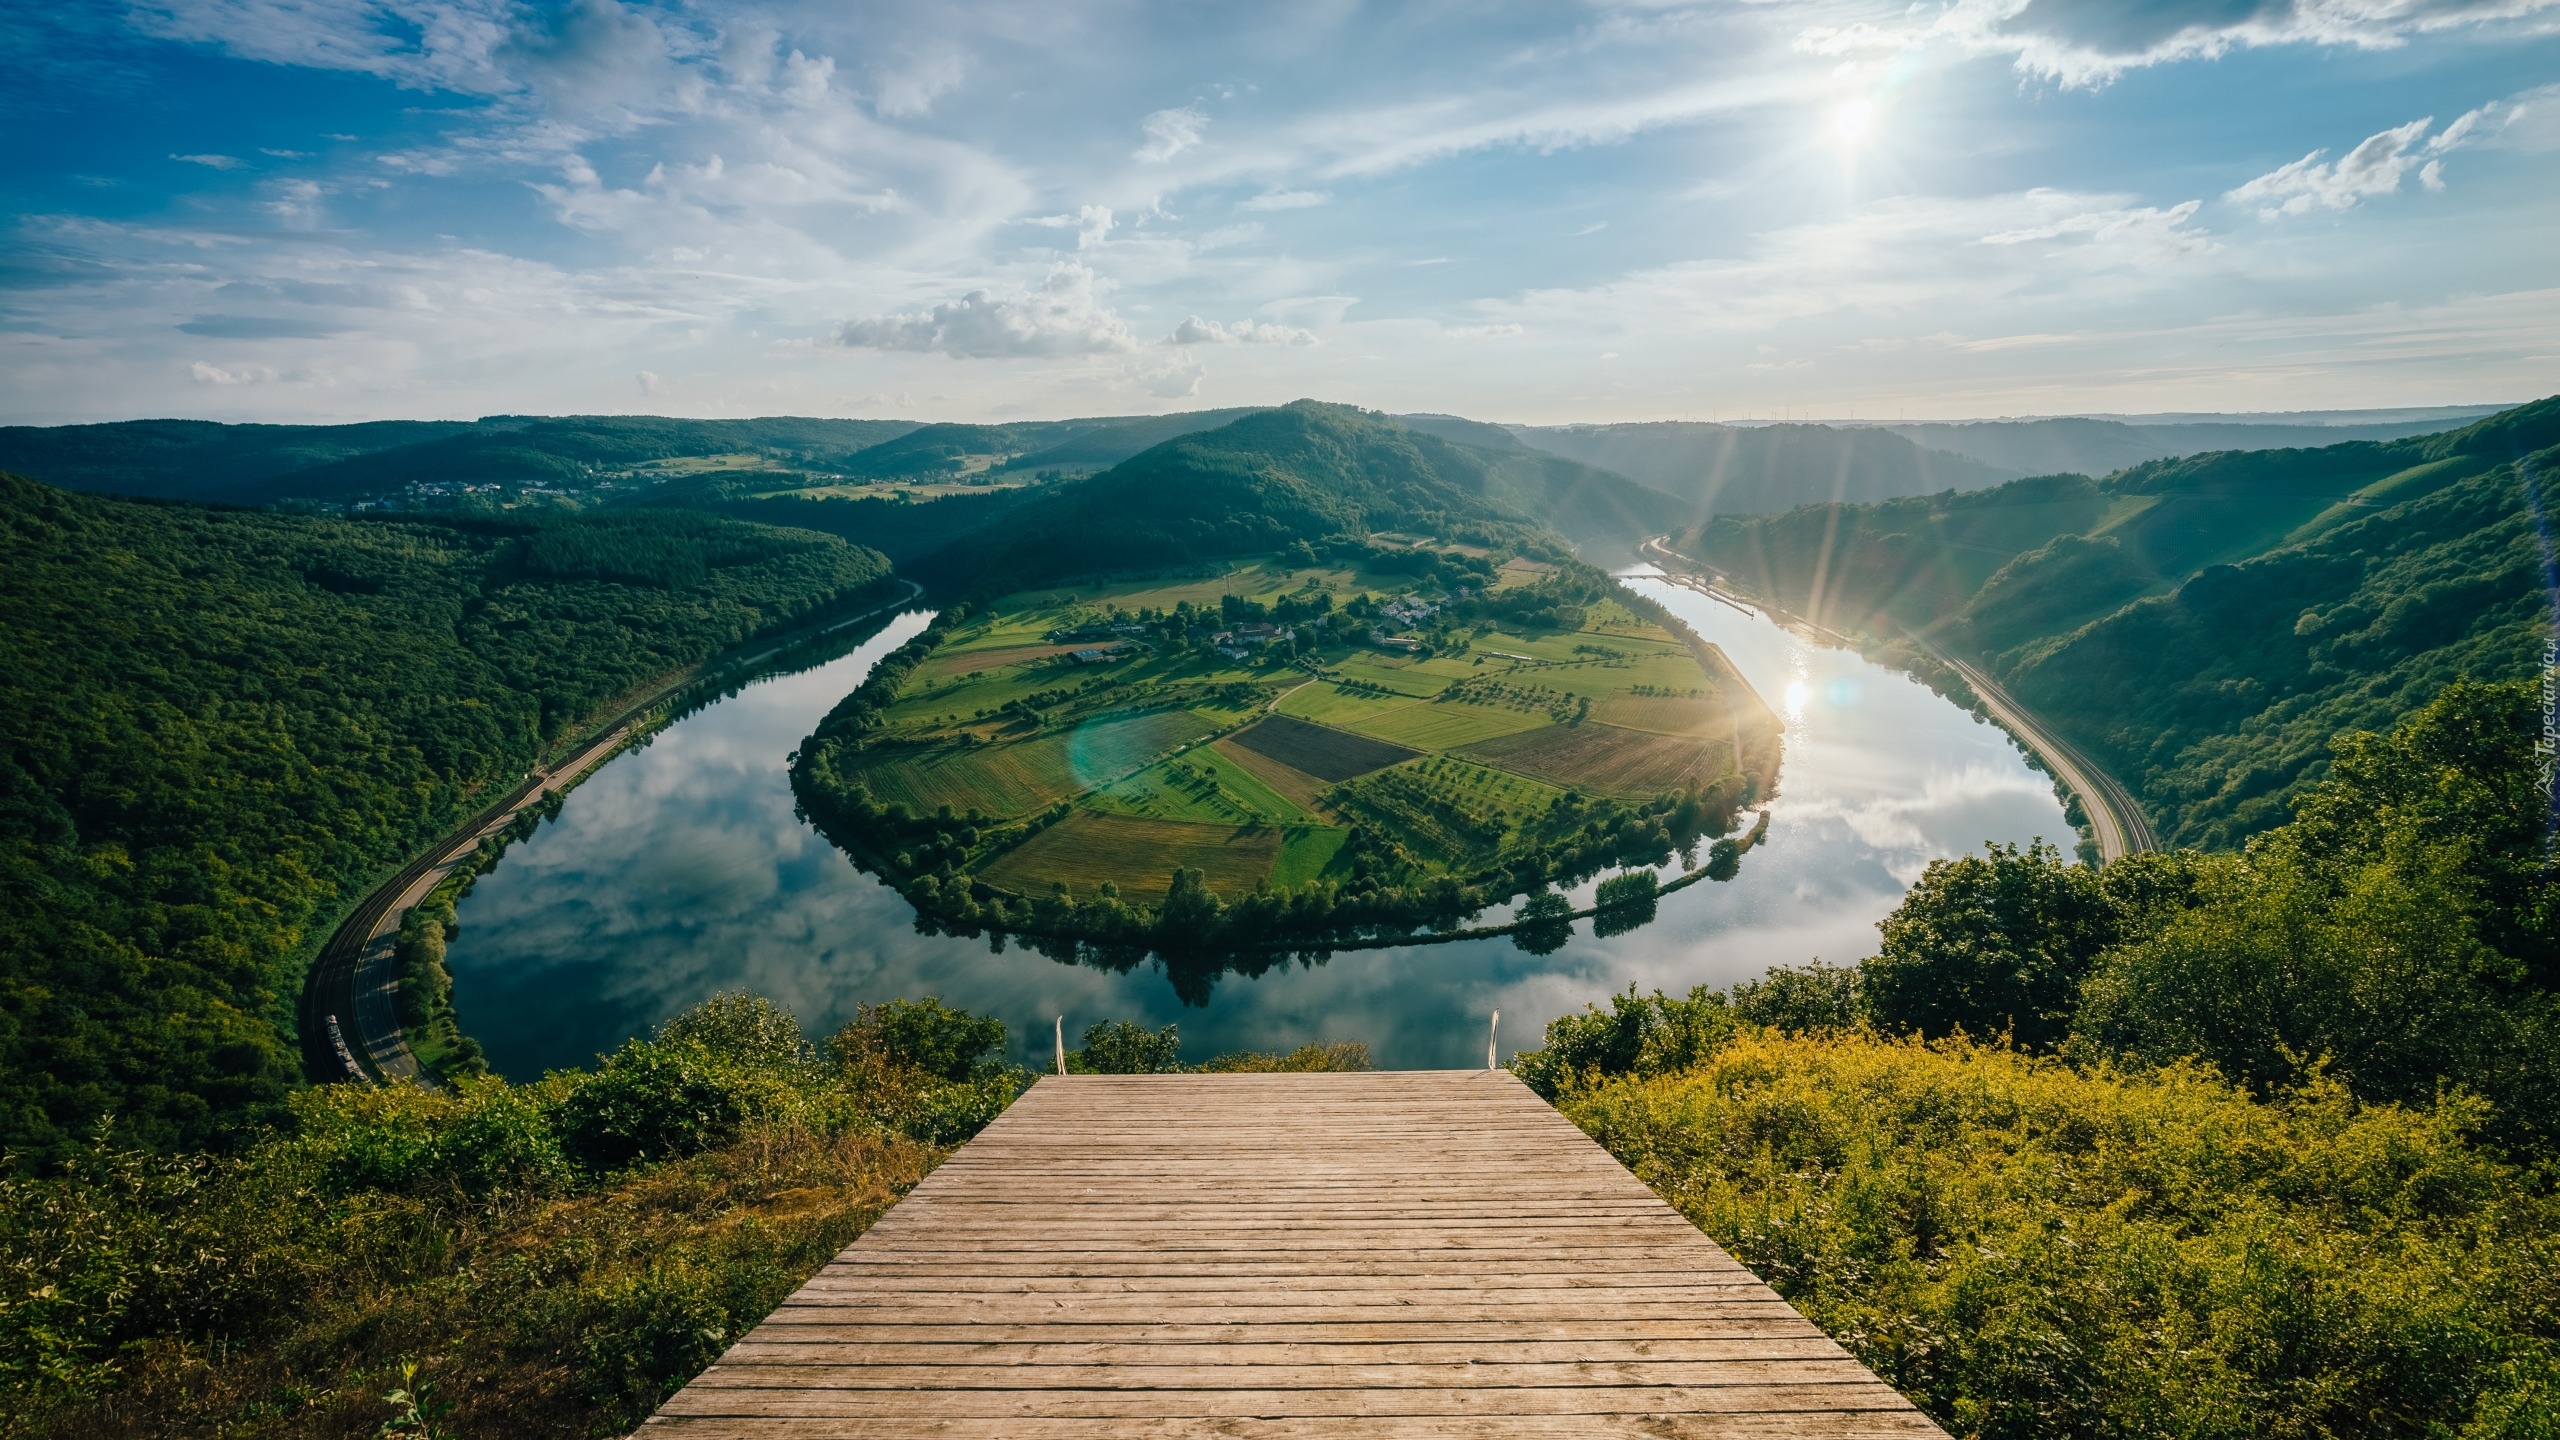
xmin=914 ymin=402 xmax=1675 ymax=591
xmin=0 ymin=478 xmax=895 ymax=1160
xmin=1677 ymin=396 xmax=2560 ymax=847
xmin=1512 ymin=420 xmax=2014 ymax=518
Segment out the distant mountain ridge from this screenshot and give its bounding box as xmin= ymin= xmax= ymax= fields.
xmin=1508 ymin=420 xmax=2016 ymax=519
xmin=1877 ymin=412 xmax=2511 ymax=480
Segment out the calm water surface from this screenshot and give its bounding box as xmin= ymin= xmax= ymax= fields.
xmin=446 ymin=574 xmax=2071 ymax=1073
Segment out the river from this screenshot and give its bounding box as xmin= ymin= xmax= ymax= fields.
xmin=444 ymin=573 xmax=2072 ymax=1073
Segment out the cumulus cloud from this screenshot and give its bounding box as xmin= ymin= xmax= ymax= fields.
xmin=637 ymin=370 xmax=661 ymax=396
xmin=1028 ymin=204 xmax=1116 ymax=250
xmin=837 ymin=264 xmax=1138 ymax=359
xmin=1803 ymin=0 xmax=2560 ymax=85
xmin=2227 ymin=105 xmax=2507 ymax=217
xmin=1135 ymin=105 xmax=1207 ymax=162
xmin=1127 ymin=352 xmax=1206 ymax=397
xmin=1166 ymin=316 xmax=1318 ymax=346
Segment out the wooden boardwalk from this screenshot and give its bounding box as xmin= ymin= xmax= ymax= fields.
xmin=645 ymin=1070 xmax=1945 ymax=1438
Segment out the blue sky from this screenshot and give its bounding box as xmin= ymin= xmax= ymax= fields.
xmin=4 ymin=1 xmax=2556 ymax=425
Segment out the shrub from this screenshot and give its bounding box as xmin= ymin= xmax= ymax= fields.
xmin=556 ymin=1042 xmax=764 ymax=1174
xmin=829 ymin=998 xmax=1008 ymax=1082
xmin=1557 ymin=1031 xmax=2560 ymax=1440
xmin=655 ymin=991 xmax=815 ymax=1072
xmin=1510 ymin=986 xmax=1737 ymax=1098
xmin=1069 ymin=1020 xmax=1183 ymax=1074
xmin=1200 ymin=1042 xmax=1373 ymax=1072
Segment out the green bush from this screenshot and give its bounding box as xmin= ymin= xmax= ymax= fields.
xmin=830 ymin=998 xmax=1008 ymax=1082
xmin=1510 ymin=986 xmax=1737 ymax=1098
xmin=1069 ymin=1020 xmax=1184 ymax=1074
xmin=555 ymin=1043 xmax=765 ymax=1174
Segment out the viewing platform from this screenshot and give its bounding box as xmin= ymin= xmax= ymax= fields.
xmin=644 ymin=1070 xmax=1944 ymax=1438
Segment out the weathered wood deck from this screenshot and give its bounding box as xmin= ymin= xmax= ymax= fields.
xmin=644 ymin=1070 xmax=1945 ymax=1438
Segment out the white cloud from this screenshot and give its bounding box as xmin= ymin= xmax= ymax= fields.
xmin=837 ymin=264 xmax=1138 ymax=359
xmin=637 ymin=369 xmax=661 ymax=395
xmin=1127 ymin=351 xmax=1206 ymax=397
xmin=172 ymin=153 xmax=243 ymax=169
xmin=188 ymin=360 xmax=272 ymax=384
xmin=871 ymin=46 xmax=966 ymax=117
xmin=2227 ymin=105 xmax=2508 ymax=217
xmin=1237 ymin=188 xmax=1331 ymax=211
xmin=1029 ymin=204 xmax=1116 ymax=250
xmin=1802 ymin=0 xmax=2560 ymax=86
xmin=1166 ymin=316 xmax=1318 ymax=345
xmin=1135 ymin=106 xmax=1208 ymax=163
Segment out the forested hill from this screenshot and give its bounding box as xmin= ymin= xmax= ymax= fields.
xmin=913 ymin=402 xmax=1660 ymax=590
xmin=0 ymin=415 xmax=921 ymax=505
xmin=0 ymin=477 xmax=895 ymax=1161
xmin=1510 ymin=420 xmax=2013 ymax=516
xmin=1678 ymin=395 xmax=2560 ymax=847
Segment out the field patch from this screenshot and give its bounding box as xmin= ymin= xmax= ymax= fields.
xmin=1212 ymin=736 xmax=1332 ymax=810
xmin=1345 ymin=701 xmax=1553 ymax=750
xmin=921 ymin=642 xmax=1086 ymax=677
xmin=1090 ymin=745 xmax=1311 ymax=825
xmin=1271 ymin=826 xmax=1352 ymax=888
xmin=1591 ymin=694 xmax=1731 ymax=737
xmin=849 ymin=708 xmax=1211 ymax=818
xmin=980 ymin=810 xmax=1282 ymax=902
xmin=1457 ymin=721 xmax=1727 ymax=797
xmin=1230 ymin=714 xmax=1419 ymax=783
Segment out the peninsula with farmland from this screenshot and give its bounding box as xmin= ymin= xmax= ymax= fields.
xmin=791 ymin=403 xmax=1782 ymax=951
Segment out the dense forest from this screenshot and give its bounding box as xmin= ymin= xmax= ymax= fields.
xmin=0 ymin=416 xmax=923 ymax=506
xmin=1681 ymin=396 xmax=2560 ymax=846
xmin=0 ymin=477 xmax=894 ymax=1160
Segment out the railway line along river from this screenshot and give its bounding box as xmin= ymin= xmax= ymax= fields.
xmin=444 ymin=572 xmax=2072 ymax=1073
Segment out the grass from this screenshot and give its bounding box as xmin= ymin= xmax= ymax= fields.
xmin=1271 ymin=826 xmax=1353 ymax=888
xmin=979 ymin=809 xmax=1284 ymax=902
xmin=851 ymin=710 xmax=1214 ymax=818
xmin=1590 ymin=694 xmax=1731 ymax=737
xmin=1090 ymin=744 xmax=1312 ymax=825
xmin=1278 ymin=680 xmax=1428 ymax=726
xmin=1459 ymin=720 xmax=1733 ymax=796
xmin=1343 ymin=699 xmax=1555 ymax=749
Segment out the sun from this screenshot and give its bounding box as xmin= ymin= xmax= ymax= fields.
xmin=1833 ymin=99 xmax=1875 ymax=144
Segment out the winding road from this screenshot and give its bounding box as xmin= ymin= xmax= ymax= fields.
xmin=297 ymin=580 xmax=923 ymax=1086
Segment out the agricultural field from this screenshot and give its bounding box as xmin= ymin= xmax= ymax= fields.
xmin=980 ymin=810 xmax=1286 ymax=903
xmin=1458 ymin=722 xmax=1735 ymax=795
xmin=805 ymin=558 xmax=1780 ymax=911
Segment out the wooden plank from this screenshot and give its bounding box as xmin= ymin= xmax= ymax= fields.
xmin=646 ymin=1071 xmax=1941 ymax=1438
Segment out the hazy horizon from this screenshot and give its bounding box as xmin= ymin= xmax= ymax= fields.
xmin=6 ymin=1 xmax=2556 ymax=427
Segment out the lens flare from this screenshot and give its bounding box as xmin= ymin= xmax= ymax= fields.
xmin=1833 ymin=100 xmax=1874 ymax=143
